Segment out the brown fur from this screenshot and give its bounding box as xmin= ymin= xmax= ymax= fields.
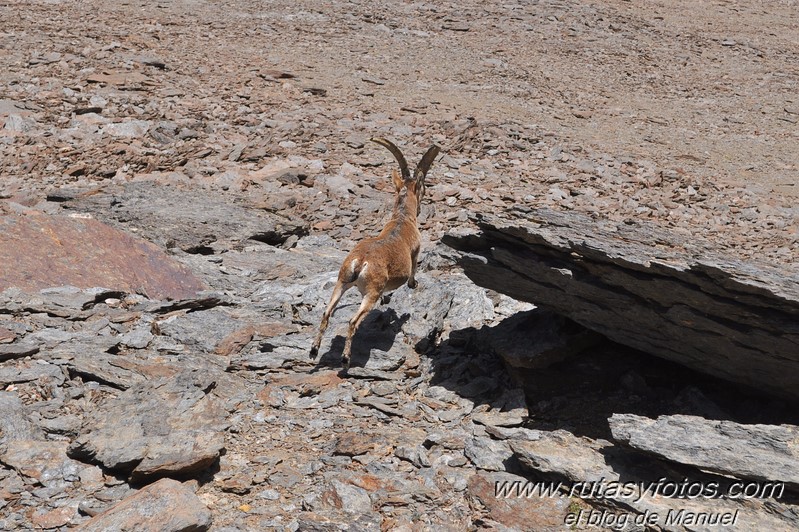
xmin=310 ymin=140 xmax=440 ymax=370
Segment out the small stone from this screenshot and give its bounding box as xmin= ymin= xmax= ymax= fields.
xmin=101 ymin=120 xmax=151 ymax=138
xmin=334 ymin=433 xmax=384 ymax=457
xmin=258 ymin=488 xmax=280 ymax=501
xmin=0 ymin=327 xmax=15 ymax=343
xmin=361 ymin=76 xmax=386 ymax=86
xmin=394 ymin=445 xmax=431 ymax=468
xmin=219 ymin=474 xmax=252 ymax=495
xmin=464 ymin=437 xmax=513 ymax=471
xmin=370 ymin=381 xmax=397 ymax=396
xmin=483 ymin=425 xmax=542 ymax=441
xmin=119 ymin=326 xmax=153 ymax=349
xmin=472 ymin=411 xmax=525 ymax=428
xmin=0 ymin=343 xmax=39 ymax=361
xmin=322 ymin=479 xmax=373 ymax=515
xmin=31 ymin=506 xmax=76 ymax=529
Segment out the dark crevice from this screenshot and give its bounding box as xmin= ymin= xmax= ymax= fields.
xmin=184 ymin=245 xmax=216 ymax=255
xmin=66 ymin=368 xmax=128 ymax=391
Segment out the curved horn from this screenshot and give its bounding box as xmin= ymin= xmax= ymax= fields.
xmin=414 ymin=145 xmax=441 ymax=182
xmin=370 ymin=137 xmax=410 ymax=180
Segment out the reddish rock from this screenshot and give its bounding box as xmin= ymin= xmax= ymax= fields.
xmin=0 ymin=214 xmax=206 ymax=300
xmin=214 ymin=326 xmax=255 ymax=357
xmin=334 ymin=433 xmax=387 ymax=457
xmin=32 ymin=506 xmax=76 ymax=529
xmin=0 ymin=327 xmax=15 ymax=343
xmin=467 ymin=472 xmax=570 ymax=531
xmin=75 ymin=478 xmax=212 ymax=532
xmin=214 ymin=322 xmax=296 ymax=356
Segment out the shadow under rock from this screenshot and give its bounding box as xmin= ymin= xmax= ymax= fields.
xmin=426 ymin=311 xmax=799 ymax=512
xmin=315 ymin=308 xmax=409 ymax=370
xmin=428 ymin=310 xmax=799 ymax=441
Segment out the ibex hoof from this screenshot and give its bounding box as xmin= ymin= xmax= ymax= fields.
xmin=309 ymin=346 xmax=319 ymax=359
xmin=408 ymin=279 xmax=418 ymax=289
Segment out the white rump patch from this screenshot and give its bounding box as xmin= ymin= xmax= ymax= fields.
xmin=355 ymin=262 xmax=369 ymax=295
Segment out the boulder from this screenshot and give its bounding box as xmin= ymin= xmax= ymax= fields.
xmin=443 ymin=208 xmax=799 ymax=400
xmin=76 ymin=478 xmax=211 ymax=532
xmin=61 ymin=181 xmax=307 ymax=252
xmin=67 ymin=370 xmax=228 ymax=482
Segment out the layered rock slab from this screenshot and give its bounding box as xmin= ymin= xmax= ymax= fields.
xmin=610 ymin=413 xmax=799 ymax=489
xmin=443 ymin=208 xmax=799 ymax=400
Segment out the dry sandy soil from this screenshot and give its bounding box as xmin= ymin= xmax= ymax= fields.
xmin=2 ymin=0 xmax=797 ymax=262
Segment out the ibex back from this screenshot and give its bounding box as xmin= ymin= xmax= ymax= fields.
xmin=310 ymin=138 xmax=440 ymax=370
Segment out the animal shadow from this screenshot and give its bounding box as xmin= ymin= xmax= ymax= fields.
xmin=316 ymin=308 xmax=409 ymax=370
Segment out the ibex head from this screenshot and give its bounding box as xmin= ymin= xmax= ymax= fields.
xmin=370 ymin=137 xmax=440 ymax=215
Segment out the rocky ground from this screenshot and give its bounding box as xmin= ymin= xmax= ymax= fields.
xmin=1 ymin=0 xmax=798 ymax=530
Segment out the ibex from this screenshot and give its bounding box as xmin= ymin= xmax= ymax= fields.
xmin=310 ymin=138 xmax=441 ymax=370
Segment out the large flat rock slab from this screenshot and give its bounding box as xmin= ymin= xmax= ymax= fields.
xmin=444 ymin=208 xmax=799 ymax=401
xmin=61 ymin=181 xmax=308 ymax=253
xmin=0 ymin=214 xmax=206 ymax=300
xmin=610 ymin=413 xmax=799 ymax=489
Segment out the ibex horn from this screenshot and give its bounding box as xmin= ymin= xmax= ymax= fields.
xmin=370 ymin=137 xmax=410 ymax=180
xmin=414 ymin=145 xmax=441 ymax=182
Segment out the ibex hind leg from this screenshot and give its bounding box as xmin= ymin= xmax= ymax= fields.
xmin=341 ymin=292 xmax=380 ymax=371
xmin=310 ymin=280 xmax=352 ymax=359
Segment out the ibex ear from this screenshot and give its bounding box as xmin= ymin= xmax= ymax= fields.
xmin=391 ymin=168 xmax=403 ymax=192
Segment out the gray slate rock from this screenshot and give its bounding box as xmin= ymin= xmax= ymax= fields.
xmin=510 ymin=430 xmax=617 ymax=482
xmin=154 ymin=308 xmax=242 ymax=353
xmin=67 ymin=370 xmax=228 ymax=481
xmin=610 ymin=413 xmax=799 ymax=488
xmin=444 ymin=208 xmax=799 ymax=400
xmin=67 ymin=352 xmax=146 ymax=390
xmin=0 ymin=362 xmax=65 ymax=386
xmin=0 ymin=343 xmax=39 ymax=361
xmin=1 ymin=440 xmax=83 ymax=486
xmin=63 ymin=181 xmax=307 ymax=253
xmin=464 ymin=437 xmax=513 ymax=471
xmin=238 ymin=333 xmax=313 ymax=370
xmin=0 ymin=392 xmax=44 ymax=448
